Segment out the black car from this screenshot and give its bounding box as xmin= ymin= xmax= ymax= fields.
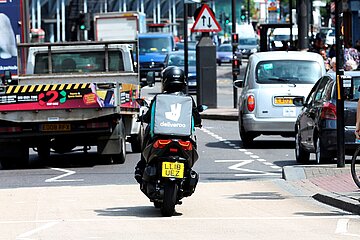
xmin=295 ymin=71 xmax=360 ymax=164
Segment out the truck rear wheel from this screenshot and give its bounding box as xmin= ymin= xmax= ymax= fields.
xmin=37 ymin=143 xmax=51 ymax=164
xmin=130 ymin=125 xmax=144 ymax=153
xmin=112 ymin=120 xmax=127 ymax=164
xmin=0 ymin=143 xmax=29 ymax=169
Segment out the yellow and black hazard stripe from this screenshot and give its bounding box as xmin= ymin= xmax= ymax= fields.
xmin=6 ymin=83 xmax=91 ymax=94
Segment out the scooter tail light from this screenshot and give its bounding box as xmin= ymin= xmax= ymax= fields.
xmin=153 ymin=139 xmax=172 ymax=149
xmin=178 ymin=140 xmax=193 ymax=151
xmin=320 ymin=102 xmax=337 ymax=120
xmin=247 ymin=95 xmax=255 ymax=112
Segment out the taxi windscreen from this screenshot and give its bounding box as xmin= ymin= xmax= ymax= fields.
xmin=256 ymin=60 xmax=322 ymax=84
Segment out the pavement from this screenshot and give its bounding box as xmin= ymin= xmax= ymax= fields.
xmin=201 ymin=107 xmax=360 ymax=215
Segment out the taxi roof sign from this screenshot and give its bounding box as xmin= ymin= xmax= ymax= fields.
xmin=191 ymin=4 xmax=221 ymax=33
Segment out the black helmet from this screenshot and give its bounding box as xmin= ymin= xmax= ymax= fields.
xmin=161 ymin=66 xmax=186 ymax=93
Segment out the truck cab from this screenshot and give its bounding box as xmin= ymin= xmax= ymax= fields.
xmin=138 ymin=33 xmax=175 ymax=79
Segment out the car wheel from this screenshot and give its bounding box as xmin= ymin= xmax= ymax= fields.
xmin=315 ymin=137 xmax=332 ymax=164
xmin=295 ymin=130 xmax=310 ymax=163
xmin=239 ymin=116 xmax=254 ymax=147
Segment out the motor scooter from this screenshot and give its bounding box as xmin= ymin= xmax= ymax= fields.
xmin=136 ymin=98 xmax=206 ymax=216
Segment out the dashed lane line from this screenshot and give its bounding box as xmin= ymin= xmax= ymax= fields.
xmin=200 ymin=127 xmax=282 ymax=173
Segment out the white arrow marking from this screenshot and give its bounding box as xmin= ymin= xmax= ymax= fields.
xmin=17 ymin=221 xmax=59 ymax=240
xmin=45 ymin=168 xmax=84 ymax=182
xmin=215 ymin=160 xmax=280 ymax=176
xmin=335 ymin=219 xmax=349 ymax=234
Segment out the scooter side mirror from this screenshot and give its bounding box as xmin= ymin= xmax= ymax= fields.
xmin=197 ymin=104 xmax=208 ymax=113
xmin=136 ymin=98 xmax=149 ymax=107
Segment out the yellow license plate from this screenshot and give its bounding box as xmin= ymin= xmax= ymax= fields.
xmin=42 ymin=124 xmax=71 ymax=132
xmin=162 ymin=162 xmax=184 ymax=178
xmin=275 ymin=97 xmax=293 ymax=105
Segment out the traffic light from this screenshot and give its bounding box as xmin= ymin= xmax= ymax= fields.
xmin=232 ymin=58 xmax=241 ymax=75
xmin=225 ymin=16 xmax=230 ymax=24
xmin=219 ymin=12 xmax=224 ymax=24
xmin=232 ymin=33 xmax=239 ymax=46
xmin=240 ymin=9 xmax=247 ymax=22
xmin=78 ymin=13 xmax=90 ymax=30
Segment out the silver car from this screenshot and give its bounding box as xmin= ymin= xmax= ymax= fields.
xmin=234 ymin=51 xmax=326 ymax=146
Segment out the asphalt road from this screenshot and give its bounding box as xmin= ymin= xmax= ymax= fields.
xmin=1 ymin=63 xmax=360 ymax=239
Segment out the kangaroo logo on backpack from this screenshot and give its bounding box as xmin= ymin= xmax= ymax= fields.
xmin=165 ymin=103 xmax=182 ymax=121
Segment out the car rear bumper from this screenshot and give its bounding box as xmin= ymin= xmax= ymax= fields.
xmin=320 ymin=126 xmax=358 ymax=153
xmin=242 ymin=114 xmax=296 ymax=133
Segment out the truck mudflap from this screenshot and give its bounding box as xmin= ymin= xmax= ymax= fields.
xmin=0 ymin=82 xmax=139 ymax=112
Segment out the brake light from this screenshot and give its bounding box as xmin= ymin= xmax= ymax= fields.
xmin=178 ymin=140 xmax=193 ymax=151
xmin=153 ymin=139 xmax=172 ymax=149
xmin=0 ymin=127 xmax=22 ymax=133
xmin=247 ymin=95 xmax=255 ymax=112
xmin=320 ymin=102 xmax=336 ymax=120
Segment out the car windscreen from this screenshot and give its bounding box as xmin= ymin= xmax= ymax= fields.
xmin=273 ymin=35 xmax=289 ymax=41
xmin=256 ymin=60 xmax=322 ymax=84
xmin=239 ymin=38 xmax=257 ymax=45
xmin=218 ymin=45 xmax=232 ymax=52
xmin=168 ymin=53 xmax=196 ymax=67
xmin=34 ymin=51 xmax=124 ymax=74
xmin=139 ymin=37 xmax=172 ymax=53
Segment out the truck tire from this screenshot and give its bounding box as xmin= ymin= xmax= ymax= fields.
xmin=0 ymin=158 xmax=12 ymax=170
xmin=130 ymin=125 xmax=144 ymax=153
xmin=112 ymin=120 xmax=126 ymax=164
xmin=16 ymin=145 xmax=30 ymax=169
xmin=37 ymin=143 xmax=51 ymax=164
xmin=0 ymin=142 xmax=29 ymax=169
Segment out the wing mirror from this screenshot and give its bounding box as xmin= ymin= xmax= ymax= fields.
xmin=136 ymin=98 xmax=149 ymax=108
xmin=293 ymin=97 xmax=305 ymax=106
xmin=233 ymin=79 xmax=243 ymax=88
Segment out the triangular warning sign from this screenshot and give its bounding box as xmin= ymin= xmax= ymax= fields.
xmin=191 ymin=4 xmax=222 ymax=33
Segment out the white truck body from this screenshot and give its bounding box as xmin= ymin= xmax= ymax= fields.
xmin=94 ymin=11 xmax=146 ymax=41
xmin=0 ymin=40 xmax=143 ymax=169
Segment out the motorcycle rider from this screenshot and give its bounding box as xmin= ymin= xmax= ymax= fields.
xmin=134 ymin=66 xmax=202 ymax=183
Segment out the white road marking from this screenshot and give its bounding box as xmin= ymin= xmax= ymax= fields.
xmin=45 ymin=168 xmax=84 ymax=183
xmin=3 ymin=216 xmax=358 ymax=225
xmin=335 ymin=219 xmax=349 ymax=234
xmin=201 ymin=127 xmax=283 ymax=174
xmin=215 ymin=159 xmax=280 ymax=176
xmin=17 ymin=221 xmax=59 ymax=240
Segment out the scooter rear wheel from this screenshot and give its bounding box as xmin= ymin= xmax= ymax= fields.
xmin=161 ymin=181 xmax=177 ymax=217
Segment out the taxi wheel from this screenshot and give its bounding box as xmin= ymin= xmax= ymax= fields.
xmin=315 ymin=137 xmax=332 ymax=164
xmin=295 ymin=131 xmax=310 ymax=163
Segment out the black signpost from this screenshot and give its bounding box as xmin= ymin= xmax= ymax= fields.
xmin=335 ymin=0 xmax=345 ymax=168
xmin=191 ymin=4 xmax=221 ymax=108
xmin=232 ymin=0 xmax=238 ymax=108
